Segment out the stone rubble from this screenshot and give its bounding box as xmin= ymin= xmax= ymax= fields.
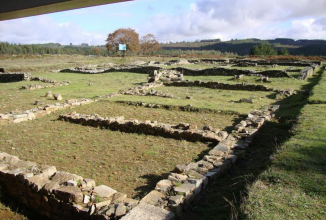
xmin=21 ymin=77 xmax=71 ymax=90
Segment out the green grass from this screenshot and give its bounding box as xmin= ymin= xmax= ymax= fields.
xmin=111 ymin=87 xmax=277 ymax=115
xmin=308 ymin=69 xmax=326 ymax=104
xmin=245 ymin=104 xmax=326 ymax=220
xmin=0 ymin=71 xmax=147 ymax=112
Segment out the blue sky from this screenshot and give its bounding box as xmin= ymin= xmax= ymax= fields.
xmin=0 ymin=0 xmax=326 ymax=45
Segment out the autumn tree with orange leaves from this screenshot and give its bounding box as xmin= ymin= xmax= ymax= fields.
xmin=105 ymin=28 xmax=140 ymax=55
xmin=140 ymin=34 xmax=161 ymax=55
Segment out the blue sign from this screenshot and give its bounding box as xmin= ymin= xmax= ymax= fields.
xmin=119 ymin=44 xmax=127 ymax=51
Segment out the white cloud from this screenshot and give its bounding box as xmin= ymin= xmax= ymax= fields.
xmin=139 ymin=0 xmax=326 ymax=42
xmin=0 ymin=16 xmax=107 ymax=45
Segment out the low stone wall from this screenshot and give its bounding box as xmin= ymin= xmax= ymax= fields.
xmin=115 ymin=101 xmax=240 ymax=115
xmin=22 ymin=77 xmax=71 ymax=90
xmin=164 ymin=81 xmax=273 ymax=92
xmin=59 ymin=66 xmax=161 ymax=74
xmin=0 ymin=98 xmax=93 ymax=125
xmin=299 ymin=66 xmax=314 ymax=80
xmin=0 ymin=105 xmax=278 ymax=219
xmin=172 ymin=67 xmax=290 ymax=78
xmin=59 ymin=114 xmax=228 ymax=143
xmin=0 ymin=72 xmax=31 ymax=82
xmin=0 ymin=152 xmax=156 ymax=220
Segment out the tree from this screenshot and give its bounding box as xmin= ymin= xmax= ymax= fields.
xmin=250 ymin=43 xmax=277 ymax=56
xmin=140 ymin=34 xmax=161 ymax=55
xmin=277 ymin=47 xmax=289 ymax=55
xmin=93 ymin=47 xmax=101 ymax=56
xmin=105 ymin=28 xmax=140 ymax=55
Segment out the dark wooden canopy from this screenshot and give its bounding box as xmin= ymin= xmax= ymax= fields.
xmin=0 ymin=0 xmax=132 ymax=21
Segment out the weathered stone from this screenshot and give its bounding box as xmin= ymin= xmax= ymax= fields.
xmin=93 ymin=185 xmax=117 ymax=198
xmin=45 ymin=91 xmax=53 ymax=98
xmin=121 ymin=202 xmax=175 ymax=220
xmin=124 ymin=198 xmax=139 ymax=209
xmin=26 ymin=175 xmax=51 ymax=192
xmin=111 ymin=192 xmax=127 ymax=204
xmin=169 ymin=195 xmax=183 ymax=206
xmin=174 ymin=182 xmax=195 ymax=196
xmin=115 ymin=204 xmax=127 ymax=217
xmin=155 ymin=179 xmax=172 ymax=193
xmin=54 ymin=94 xmax=63 ymax=101
xmin=66 ymin=180 xmax=77 ymax=186
xmin=83 ymin=195 xmax=90 ymax=204
xmin=53 ymin=186 xmax=83 ymax=203
xmin=140 ymin=190 xmax=166 ymax=207
xmin=95 ymin=200 xmax=111 ymax=209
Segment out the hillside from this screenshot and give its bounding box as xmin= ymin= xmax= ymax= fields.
xmin=161 ymin=38 xmax=326 ymax=56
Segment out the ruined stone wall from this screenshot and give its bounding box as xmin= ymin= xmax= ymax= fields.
xmin=164 ymin=81 xmax=274 ymax=92
xmin=0 ymin=104 xmax=278 ymax=219
xmin=0 ymin=72 xmax=31 ymax=82
xmin=171 ymin=67 xmax=290 ymax=78
xmin=299 ymin=66 xmax=314 ymax=80
xmin=59 ymin=66 xmax=161 ymax=74
xmin=115 ymin=101 xmax=239 ymax=115
xmin=0 ymin=98 xmax=93 ymax=125
xmin=59 ymin=114 xmax=228 ymax=143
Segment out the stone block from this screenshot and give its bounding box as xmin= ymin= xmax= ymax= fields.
xmin=140 ymin=190 xmax=166 ymax=207
xmin=25 ymin=175 xmax=51 ymax=192
xmin=93 ymin=185 xmax=117 ymax=198
xmin=53 ymin=186 xmax=83 ymax=203
xmin=111 ymin=192 xmax=127 ymax=204
xmin=121 ymin=202 xmax=175 ymax=220
xmin=174 ymin=182 xmax=195 ymax=196
xmin=155 ymin=179 xmax=172 ymax=193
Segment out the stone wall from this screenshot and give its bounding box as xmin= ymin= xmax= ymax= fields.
xmin=0 ymin=152 xmax=153 ymax=220
xmin=114 ymin=101 xmax=239 ymax=115
xmin=0 ymin=72 xmax=31 ymax=82
xmin=22 ymin=77 xmax=71 ymax=90
xmin=0 ymin=98 xmax=93 ymax=125
xmin=172 ymin=67 xmax=290 ymax=78
xmin=298 ymin=66 xmax=314 ymax=80
xmin=59 ymin=66 xmax=161 ymax=74
xmin=59 ymin=114 xmax=228 ymax=143
xmin=0 ymin=104 xmax=278 ymax=219
xmin=164 ymin=81 xmax=274 ymax=92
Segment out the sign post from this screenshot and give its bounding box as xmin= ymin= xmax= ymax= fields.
xmin=119 ymin=44 xmax=127 ymax=58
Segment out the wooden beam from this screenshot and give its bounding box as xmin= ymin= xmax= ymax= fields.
xmin=0 ymin=0 xmax=132 ymax=21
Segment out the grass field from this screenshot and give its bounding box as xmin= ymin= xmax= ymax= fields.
xmin=0 ymin=56 xmax=323 ymax=219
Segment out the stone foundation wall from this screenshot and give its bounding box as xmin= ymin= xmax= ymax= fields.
xmin=0 ymin=98 xmax=93 ymax=125
xmin=59 ymin=66 xmax=161 ymax=74
xmin=172 ymin=67 xmax=290 ymax=78
xmin=164 ymin=81 xmax=274 ymax=92
xmin=22 ymin=77 xmax=71 ymax=90
xmin=59 ymin=114 xmax=228 ymax=143
xmin=0 ymin=152 xmax=148 ymax=220
xmin=0 ymin=72 xmax=31 ymax=82
xmin=114 ymin=101 xmax=239 ymax=115
xmin=0 ymin=104 xmax=278 ymax=219
xmin=299 ymin=66 xmax=315 ymax=80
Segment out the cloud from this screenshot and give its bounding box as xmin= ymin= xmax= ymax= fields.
xmin=139 ymin=0 xmax=326 ymax=42
xmin=0 ymin=16 xmax=107 ymax=45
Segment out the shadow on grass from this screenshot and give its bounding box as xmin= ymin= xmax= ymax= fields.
xmin=182 ymin=70 xmax=323 ymax=220
xmin=133 ymin=173 xmax=170 ymax=200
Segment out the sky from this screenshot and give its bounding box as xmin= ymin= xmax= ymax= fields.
xmin=0 ymin=0 xmax=326 ymax=45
